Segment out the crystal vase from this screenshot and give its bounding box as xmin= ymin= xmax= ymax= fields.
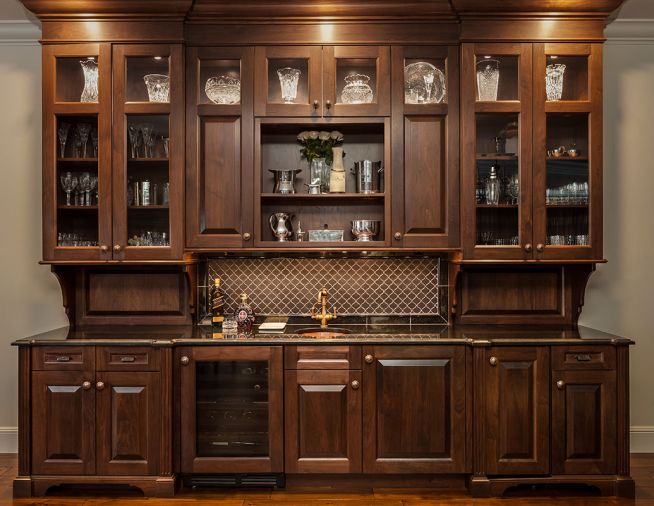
xmin=310 ymin=157 xmax=330 ymax=193
xmin=546 ymin=63 xmax=567 ymax=101
xmin=277 ymin=67 xmax=301 ymax=104
xmin=476 ymin=58 xmax=500 ymax=101
xmin=80 ymin=59 xmax=98 ymax=103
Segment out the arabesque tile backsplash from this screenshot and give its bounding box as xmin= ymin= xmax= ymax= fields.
xmin=206 ymin=257 xmax=447 ymax=321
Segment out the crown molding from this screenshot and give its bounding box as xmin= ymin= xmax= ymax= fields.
xmin=0 ymin=20 xmax=41 ymax=45
xmin=605 ymin=18 xmax=654 ymax=43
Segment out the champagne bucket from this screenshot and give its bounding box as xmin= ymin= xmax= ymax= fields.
xmin=351 ymin=160 xmax=383 ymax=194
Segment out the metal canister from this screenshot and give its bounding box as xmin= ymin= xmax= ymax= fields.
xmin=351 ymin=160 xmax=383 ymax=194
xmin=141 ymin=180 xmax=151 ymax=206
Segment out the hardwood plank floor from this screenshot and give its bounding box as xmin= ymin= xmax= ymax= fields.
xmin=2 ymin=454 xmax=654 ymax=505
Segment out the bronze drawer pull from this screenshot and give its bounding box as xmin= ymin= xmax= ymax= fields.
xmin=120 ymin=356 xmax=136 ymax=363
xmin=56 ymin=356 xmax=71 ymax=362
xmin=556 ymin=380 xmax=565 ymax=390
xmin=364 ymin=354 xmax=374 ymax=364
xmin=489 ymin=356 xmax=498 ymax=366
xmin=575 ymin=354 xmax=592 ymax=362
xmin=351 ymin=380 xmax=360 ymax=390
xmin=82 ymin=381 xmax=92 ymax=390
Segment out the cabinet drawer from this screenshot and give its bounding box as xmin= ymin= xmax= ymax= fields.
xmin=552 ymin=346 xmax=615 ymax=370
xmin=32 ymin=346 xmax=94 ymax=371
xmin=285 ymin=346 xmax=361 ymax=370
xmin=96 ymin=347 xmax=160 ymax=371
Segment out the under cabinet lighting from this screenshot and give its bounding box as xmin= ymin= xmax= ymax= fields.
xmin=483 ymin=55 xmax=492 ymax=59
xmin=154 ymin=56 xmax=163 ymax=60
xmin=550 ymin=55 xmax=559 ymax=59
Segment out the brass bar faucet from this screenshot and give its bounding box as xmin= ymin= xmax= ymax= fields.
xmin=310 ymin=288 xmax=337 ymax=329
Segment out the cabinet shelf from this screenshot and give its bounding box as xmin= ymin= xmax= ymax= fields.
xmin=128 ymin=158 xmax=169 ymax=163
xmin=58 ymin=205 xmax=98 ymax=210
xmin=546 ymin=204 xmax=589 ymax=209
xmin=261 ymin=193 xmax=384 ymax=203
xmin=476 ymin=204 xmax=518 ymax=209
xmin=128 ymin=205 xmax=170 ymax=210
xmin=476 ymin=154 xmax=518 ymax=160
xmin=57 ymin=158 xmax=98 ymax=163
xmin=546 ymin=156 xmax=588 ymax=162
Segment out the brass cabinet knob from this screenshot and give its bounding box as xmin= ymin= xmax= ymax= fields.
xmin=243 ymin=232 xmax=251 ymax=241
xmin=524 ymin=243 xmax=532 ymax=253
xmin=96 ymin=381 xmax=105 ymax=391
xmin=113 ymin=244 xmax=122 ymax=252
xmin=180 ymin=355 xmax=190 ymax=365
xmin=313 ymin=100 xmax=319 ymax=109
xmin=325 ymin=100 xmax=332 ymax=109
xmin=489 ymin=356 xmax=498 ymax=366
xmin=364 ymin=354 xmax=374 ymax=364
xmin=556 ymin=380 xmax=565 ymax=390
xmin=351 ymin=380 xmax=360 ymax=390
xmin=394 ymin=232 xmax=402 ymax=241
xmin=100 ymin=245 xmax=109 ymax=252
xmin=82 ymin=381 xmax=92 ymax=390
xmin=536 ymin=243 xmax=544 ymax=253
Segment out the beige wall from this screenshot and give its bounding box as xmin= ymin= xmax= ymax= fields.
xmin=581 ymin=40 xmax=654 ymax=451
xmin=0 ymin=42 xmax=69 ymax=436
xmin=0 ymin=32 xmax=652 ymax=450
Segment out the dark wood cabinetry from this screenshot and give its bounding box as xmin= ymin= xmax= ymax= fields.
xmin=483 ymin=347 xmax=549 ymax=475
xmin=362 ymin=346 xmax=468 ymax=473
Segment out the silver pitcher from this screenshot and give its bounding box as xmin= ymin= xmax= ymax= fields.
xmin=351 ymin=160 xmax=383 ymax=194
xmin=269 ymin=212 xmax=294 ymax=241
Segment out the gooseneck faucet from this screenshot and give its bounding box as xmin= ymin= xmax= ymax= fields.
xmin=310 ymin=288 xmax=337 ymax=329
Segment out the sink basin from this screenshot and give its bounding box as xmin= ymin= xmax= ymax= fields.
xmin=296 ymin=328 xmax=351 ymax=338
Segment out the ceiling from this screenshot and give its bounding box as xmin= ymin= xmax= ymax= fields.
xmin=0 ymin=0 xmax=652 ymax=23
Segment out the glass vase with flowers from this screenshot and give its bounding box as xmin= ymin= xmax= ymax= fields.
xmin=297 ymin=130 xmax=344 ymax=193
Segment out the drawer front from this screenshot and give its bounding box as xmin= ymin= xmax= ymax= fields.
xmin=552 ymin=346 xmax=615 ymax=371
xmin=32 ymin=346 xmax=94 ymax=371
xmin=285 ymin=346 xmax=362 ymax=370
xmin=96 ymin=347 xmax=160 ymax=371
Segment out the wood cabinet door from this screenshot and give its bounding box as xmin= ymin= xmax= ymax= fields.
xmin=391 ymin=46 xmax=459 ymax=248
xmin=362 ymin=346 xmax=468 ymax=473
xmin=31 ymin=371 xmax=96 ymax=475
xmin=254 ymin=46 xmax=323 ymax=117
xmin=484 ymin=347 xmax=549 ymax=475
xmin=552 ymin=370 xmax=617 ymax=475
xmin=179 ymin=346 xmax=283 ymax=473
xmin=186 ymin=46 xmax=255 ymax=248
xmin=285 ymin=369 xmax=361 ymax=473
xmin=96 ymin=371 xmax=161 ymax=476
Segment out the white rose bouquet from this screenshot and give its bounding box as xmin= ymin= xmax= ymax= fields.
xmin=297 ymin=130 xmax=344 ymax=165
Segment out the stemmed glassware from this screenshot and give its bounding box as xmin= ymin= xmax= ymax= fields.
xmin=91 ymin=127 xmax=98 ymax=157
xmin=78 ymin=172 xmax=92 ymax=206
xmin=60 ymin=171 xmax=78 ymax=206
xmin=57 ymin=122 xmax=71 ymax=158
xmin=77 ymin=123 xmax=92 ymax=158
xmin=72 ymin=130 xmax=82 ymax=158
xmin=89 ymin=176 xmax=98 ymax=205
xmin=128 ymin=124 xmax=140 ymax=158
xmin=140 ymin=124 xmax=155 ymax=158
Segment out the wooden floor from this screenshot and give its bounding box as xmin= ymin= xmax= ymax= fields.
xmin=2 ymin=454 xmax=654 ymax=505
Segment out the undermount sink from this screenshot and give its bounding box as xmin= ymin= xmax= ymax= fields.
xmin=296 ymin=328 xmax=351 ymax=338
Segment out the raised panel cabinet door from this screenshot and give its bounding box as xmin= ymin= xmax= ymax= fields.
xmin=391 ymin=45 xmax=459 ymax=248
xmin=362 ymin=346 xmax=468 ymax=473
xmin=285 ymin=369 xmax=362 ymax=473
xmin=552 ymin=369 xmax=617 ymax=475
xmin=179 ymin=346 xmax=283 ymax=474
xmin=484 ymin=347 xmax=549 ymax=475
xmin=31 ymin=371 xmax=95 ymax=475
xmin=96 ymin=371 xmax=161 ymax=476
xmin=186 ymin=46 xmax=254 ymax=248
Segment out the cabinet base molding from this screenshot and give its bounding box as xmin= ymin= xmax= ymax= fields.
xmin=468 ymin=475 xmax=636 ymax=499
xmin=285 ymin=474 xmax=468 ymax=490
xmin=15 ymin=475 xmax=176 ymax=498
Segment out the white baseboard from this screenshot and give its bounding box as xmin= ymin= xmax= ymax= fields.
xmin=0 ymin=427 xmax=17 ymax=454
xmin=0 ymin=426 xmax=652 ymax=455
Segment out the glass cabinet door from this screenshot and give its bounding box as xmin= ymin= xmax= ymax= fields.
xmin=462 ymin=43 xmax=533 ymax=260
xmin=179 ymin=347 xmax=283 ymax=474
xmin=323 ymin=46 xmax=390 ymax=117
xmin=254 ymin=46 xmax=322 ymax=117
xmin=533 ymin=43 xmax=601 ymax=260
xmin=43 ymin=43 xmax=112 ymax=261
xmin=112 ymin=44 xmax=184 ymax=260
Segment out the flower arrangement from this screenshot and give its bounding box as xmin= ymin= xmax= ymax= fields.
xmin=296 ymin=130 xmax=344 ymax=166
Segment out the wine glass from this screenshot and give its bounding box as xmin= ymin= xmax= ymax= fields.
xmin=72 ymin=129 xmax=82 ymax=158
xmin=57 ymin=122 xmax=71 ymax=158
xmin=78 ymin=172 xmax=92 ymax=206
xmin=140 ymin=124 xmax=155 ymax=158
xmin=128 ymin=124 xmax=140 ymax=159
xmin=91 ymin=127 xmax=98 ymax=157
xmin=89 ymin=176 xmax=98 ymax=206
xmin=60 ymin=172 xmax=78 ymax=206
xmin=77 ymin=123 xmax=92 ymax=158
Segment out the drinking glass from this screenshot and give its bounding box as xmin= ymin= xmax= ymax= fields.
xmin=77 ymin=123 xmax=92 ymax=158
xmin=546 ymin=63 xmax=566 ymax=101
xmin=80 ymin=59 xmax=99 ymax=102
xmin=72 ymin=129 xmax=82 ymax=158
xmin=140 ymin=124 xmax=155 ymax=158
xmin=277 ymin=67 xmax=301 ymax=104
xmin=78 ymin=172 xmax=92 ymax=206
xmin=162 ymin=136 xmax=169 ymax=158
xmin=91 ymin=128 xmax=98 ymax=157
xmin=128 ymin=124 xmax=140 ymax=158
xmin=143 ymin=74 xmax=170 ymax=102
xmin=89 ymin=176 xmax=98 ymax=206
xmin=60 ymin=171 xmax=78 ymax=206
xmin=476 ymin=58 xmax=500 ymax=101
xmin=57 ymin=122 xmax=71 ymax=158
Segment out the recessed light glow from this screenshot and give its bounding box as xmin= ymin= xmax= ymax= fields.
xmin=154 ymin=56 xmax=163 ymax=61
xmin=550 ymin=55 xmax=559 ymax=59
xmin=484 ymin=55 xmax=492 ymax=59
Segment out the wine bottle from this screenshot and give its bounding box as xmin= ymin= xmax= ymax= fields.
xmin=210 ymin=277 xmax=225 ymax=329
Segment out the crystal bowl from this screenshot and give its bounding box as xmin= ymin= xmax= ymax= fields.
xmin=341 ymin=74 xmax=373 ymax=104
xmin=143 ymin=74 xmax=170 ymax=103
xmin=205 ymin=76 xmax=241 ymax=105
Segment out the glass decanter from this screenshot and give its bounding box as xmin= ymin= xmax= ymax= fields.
xmin=341 ymin=74 xmax=373 ymax=104
xmin=485 ymin=164 xmax=501 ymax=205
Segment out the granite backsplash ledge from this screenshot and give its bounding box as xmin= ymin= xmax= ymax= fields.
xmin=200 ymin=256 xmax=448 ymax=323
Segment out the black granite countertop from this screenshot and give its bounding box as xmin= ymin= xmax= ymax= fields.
xmin=11 ymin=320 xmax=634 ymax=346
